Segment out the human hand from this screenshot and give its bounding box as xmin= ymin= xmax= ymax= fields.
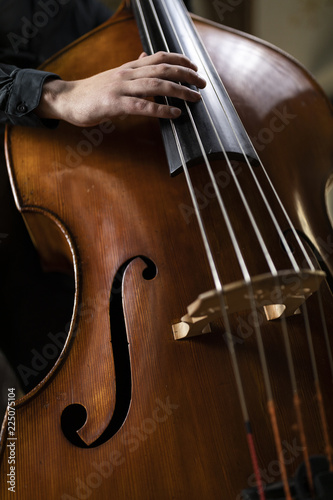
xmin=36 ymin=51 xmax=206 ymax=127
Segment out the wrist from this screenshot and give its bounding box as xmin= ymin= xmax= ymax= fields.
xmin=35 ymin=78 xmax=71 ymax=121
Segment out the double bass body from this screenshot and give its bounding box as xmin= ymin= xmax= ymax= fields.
xmin=1 ymin=3 xmax=333 ymax=499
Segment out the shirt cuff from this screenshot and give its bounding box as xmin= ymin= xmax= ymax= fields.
xmin=6 ymin=68 xmax=61 ymax=128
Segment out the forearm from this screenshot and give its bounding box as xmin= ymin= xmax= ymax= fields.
xmin=0 ymin=64 xmax=61 ymax=128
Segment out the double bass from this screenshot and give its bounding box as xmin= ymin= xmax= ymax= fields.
xmin=1 ymin=1 xmax=333 ymax=498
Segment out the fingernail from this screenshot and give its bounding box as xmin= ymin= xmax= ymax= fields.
xmin=171 ymin=107 xmax=181 ymax=117
xmin=198 ymin=74 xmax=207 ymax=86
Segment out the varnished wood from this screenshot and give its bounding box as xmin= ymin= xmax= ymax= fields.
xmin=1 ymin=3 xmax=333 ymax=499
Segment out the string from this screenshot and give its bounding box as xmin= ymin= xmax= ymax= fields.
xmin=137 ymin=1 xmax=297 ymax=497
xmin=301 ymin=301 xmax=333 ymax=471
xmin=152 ymin=2 xmax=295 ymax=497
xmin=279 ymin=309 xmax=314 ymax=493
xmin=179 ymin=45 xmax=333 ymax=483
xmin=172 ymin=0 xmax=315 ymax=274
xmin=158 ymin=1 xmax=280 ymax=278
xmin=134 ymin=0 xmax=224 ymax=291
xmin=132 ymin=30 xmax=281 ymax=493
xmin=162 ymin=9 xmax=333 ymax=478
xmin=316 ymin=289 xmax=333 ymax=381
xmin=209 ymin=36 xmax=333 ymax=469
xmin=155 ymin=4 xmax=332 ymax=493
xmin=170 ymin=5 xmax=312 ymax=276
xmin=134 ymin=0 xmax=332 ymax=496
xmin=134 ymin=1 xmax=268 ymax=497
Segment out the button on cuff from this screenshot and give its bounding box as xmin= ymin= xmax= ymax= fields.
xmin=16 ymin=103 xmax=27 ymax=114
xmin=6 ymin=68 xmax=60 ymax=125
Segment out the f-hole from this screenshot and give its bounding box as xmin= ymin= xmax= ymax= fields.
xmin=61 ymin=255 xmax=157 ymax=448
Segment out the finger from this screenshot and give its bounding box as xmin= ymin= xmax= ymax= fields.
xmin=122 ymin=97 xmax=182 ymax=119
xmin=139 ymin=52 xmax=148 ymax=59
xmin=129 ymin=63 xmax=206 ymax=89
xmin=127 ymin=78 xmax=202 ymax=103
xmin=130 ymin=51 xmax=199 ymax=73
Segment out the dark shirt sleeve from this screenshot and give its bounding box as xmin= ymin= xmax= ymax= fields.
xmin=0 ymin=64 xmax=61 ymax=127
xmin=0 ymin=0 xmax=113 ymax=128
